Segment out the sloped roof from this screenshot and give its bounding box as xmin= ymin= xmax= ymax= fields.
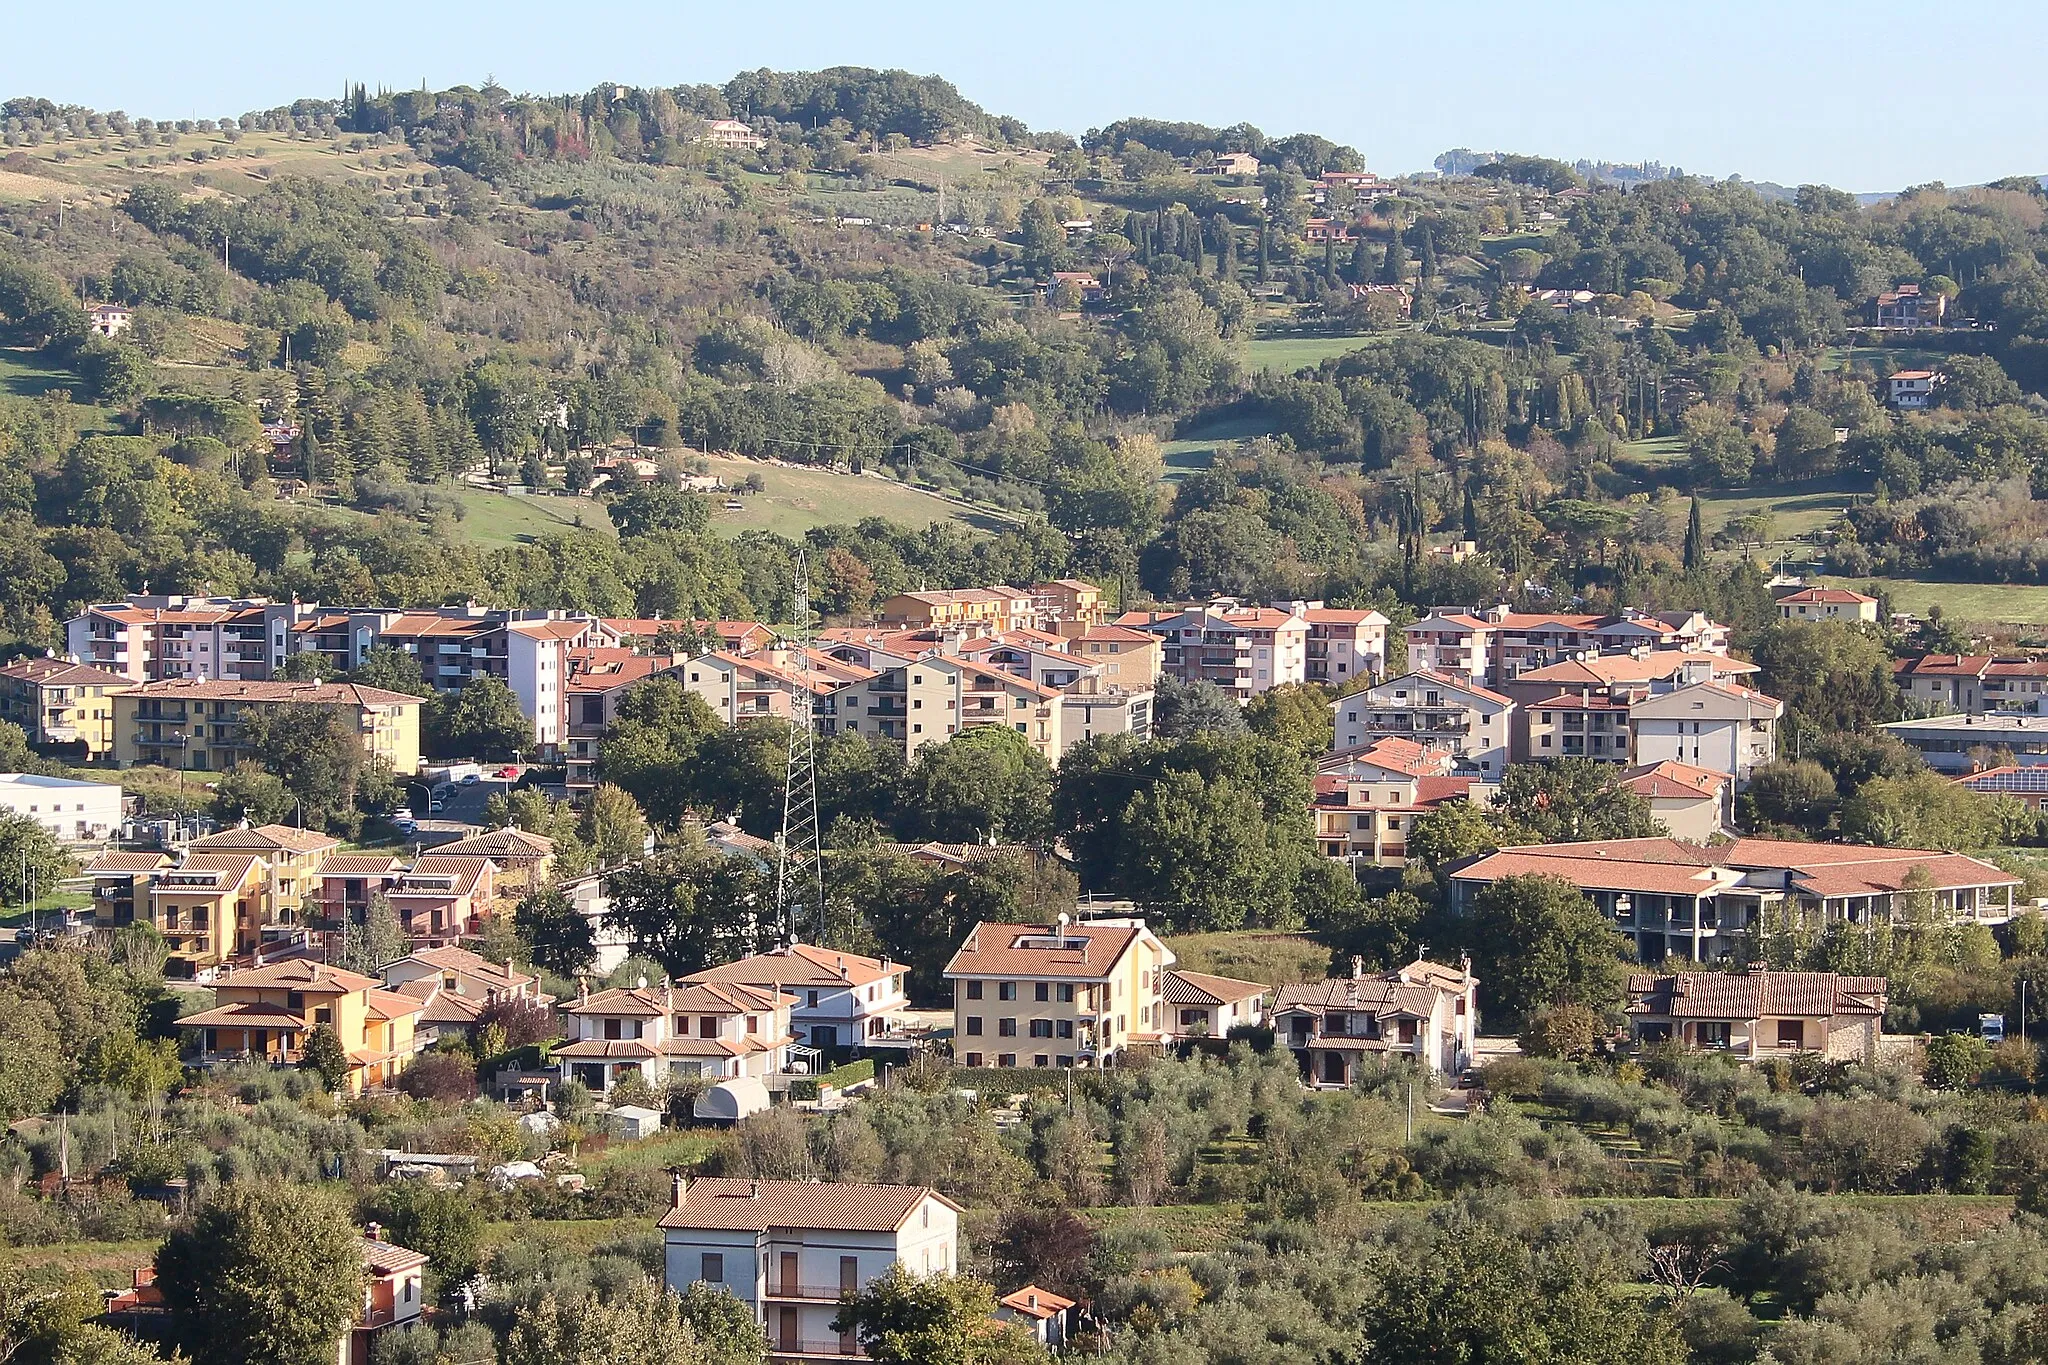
xmin=944 ymin=921 xmax=1150 ymax=981
xmin=436 ymin=828 xmax=555 ymax=860
xmin=189 ymin=824 xmax=340 ymax=856
xmin=1778 ymin=587 xmax=1876 ymax=605
xmin=684 ymin=943 xmax=900 ymax=991
xmin=0 ymin=658 xmax=134 ymax=688
xmin=1622 ymin=761 xmax=1729 ymax=800
xmin=1162 ymin=969 xmax=1268 ymax=1006
xmin=657 ymin=1178 xmax=961 ymax=1233
xmin=121 ymin=678 xmax=424 ymax=706
xmin=1626 ymin=969 xmax=1886 ymax=1020
xmin=216 ymin=959 xmax=381 ymax=993
xmin=1000 ymin=1285 xmax=1077 ymax=1319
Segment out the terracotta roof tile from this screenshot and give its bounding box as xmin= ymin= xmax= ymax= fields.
xmin=657 ymin=1178 xmax=960 ymax=1233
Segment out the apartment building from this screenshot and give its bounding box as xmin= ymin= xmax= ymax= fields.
xmin=0 ymin=658 xmax=134 ymax=755
xmin=174 ymin=959 xmax=424 ymax=1093
xmin=1405 ymin=605 xmax=1731 ymax=689
xmin=1333 ymin=671 xmax=1514 ymax=778
xmin=1626 ymin=967 xmax=1886 ymax=1062
xmin=1621 ymin=761 xmax=1731 ymax=843
xmin=876 ymin=586 xmax=1037 ymax=633
xmin=1776 ymin=586 xmax=1879 ymax=622
xmin=1522 ymin=689 xmax=1636 ymax=765
xmin=821 ymin=656 xmax=1064 ymax=761
xmin=309 ymin=853 xmax=499 ymax=948
xmin=112 ymin=678 xmax=423 ymax=773
xmin=382 ymin=945 xmax=547 ymax=1045
xmin=659 ymin=1176 xmax=960 ymax=1361
xmin=1894 ymin=655 xmax=2048 ymax=716
xmin=563 ymin=651 xmax=680 ymax=793
xmin=683 ymin=649 xmax=874 ymax=726
xmin=1120 ymin=601 xmax=1310 ymax=700
xmin=684 ymin=943 xmax=908 ymax=1051
xmin=1313 ymin=768 xmax=1478 ymax=866
xmin=1273 ymin=959 xmax=1479 ymax=1085
xmin=0 ymin=774 xmax=123 ymax=844
xmin=1448 ymin=837 xmax=2021 ymax=964
xmin=1290 ymin=604 xmax=1390 ymax=684
xmin=556 ymin=980 xmax=796 ymax=1093
xmin=1629 ymin=680 xmax=1783 ymax=782
xmin=67 ymin=595 xmax=302 ymax=683
xmin=1063 ymin=625 xmax=1163 ymax=690
xmin=186 ymin=824 xmax=340 ymax=925
xmin=1499 ymin=653 xmax=1761 ymax=764
xmin=601 ymin=618 xmax=776 ymax=655
xmin=1029 ymin=579 xmax=1109 ymax=631
xmin=959 ymin=629 xmax=1093 ymax=691
xmin=150 ymin=852 xmax=279 ymax=975
xmin=944 ymin=917 xmax=1174 ymax=1066
xmin=84 ymin=850 xmax=173 ymax=928
xmin=1059 ymin=686 xmax=1154 ymax=754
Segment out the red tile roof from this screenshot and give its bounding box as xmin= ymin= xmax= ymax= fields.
xmin=944 ymin=921 xmax=1150 ymax=981
xmin=657 ymin=1178 xmax=961 ymax=1233
xmin=1778 ymin=587 xmax=1876 ymax=605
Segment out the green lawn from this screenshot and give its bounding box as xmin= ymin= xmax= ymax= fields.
xmin=1619 ymin=435 xmax=1689 ymax=464
xmin=700 ymin=457 xmax=1006 ymax=537
xmin=1244 ymin=333 xmax=1389 ymax=374
xmin=1165 ymin=930 xmax=1332 ymax=986
xmin=1697 ymin=476 xmax=1868 ymax=541
xmin=1817 ymin=576 xmax=2048 ymax=627
xmin=0 ymin=347 xmax=84 ymax=399
xmin=453 ymin=489 xmax=615 ymax=547
xmin=1161 ymin=412 xmax=1278 ymax=480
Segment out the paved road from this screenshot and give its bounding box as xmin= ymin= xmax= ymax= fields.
xmin=412 ymin=777 xmax=518 ymax=827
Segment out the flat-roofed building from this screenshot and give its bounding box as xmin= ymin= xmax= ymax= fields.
xmin=0 ymin=773 xmax=123 ymax=844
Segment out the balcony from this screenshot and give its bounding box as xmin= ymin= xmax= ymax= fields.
xmin=765 ymin=1281 xmax=858 ymax=1302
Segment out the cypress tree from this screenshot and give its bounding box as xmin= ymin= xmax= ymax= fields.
xmin=1684 ymin=497 xmax=1705 ymax=571
xmin=1378 ymin=234 xmax=1409 ymax=285
xmin=1324 ymin=235 xmax=1337 ymax=284
xmin=1256 ymin=224 xmax=1270 ymax=283
xmin=1348 ymin=236 xmax=1371 ymax=285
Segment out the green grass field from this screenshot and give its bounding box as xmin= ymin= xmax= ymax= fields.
xmin=1619 ymin=435 xmax=1689 ymax=463
xmin=701 ymin=457 xmax=1001 ymax=537
xmin=1817 ymin=576 xmax=2048 ymax=626
xmin=1697 ymin=475 xmax=1868 ymax=541
xmin=1244 ymin=334 xmax=1387 ymax=374
xmin=1161 ymin=412 xmax=1278 ymax=480
xmin=452 ymin=489 xmax=616 ymax=547
xmin=0 ymin=347 xmax=84 ymax=399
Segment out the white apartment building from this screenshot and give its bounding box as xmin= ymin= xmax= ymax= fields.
xmin=684 ymin=944 xmax=908 ymax=1051
xmin=1629 ymin=680 xmax=1784 ymax=783
xmin=660 ymin=1176 xmax=960 ymax=1360
xmin=1333 ymin=671 xmax=1514 ymax=778
xmin=555 ymin=980 xmax=794 ymax=1093
xmin=0 ymin=773 xmax=123 ymax=844
xmin=1121 ymin=601 xmax=1310 ymax=700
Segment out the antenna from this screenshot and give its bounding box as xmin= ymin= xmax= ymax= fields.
xmin=774 ymin=548 xmax=824 ymax=946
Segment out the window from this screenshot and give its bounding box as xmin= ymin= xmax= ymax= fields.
xmin=999 ymin=1018 xmax=1017 ymax=1037
xmin=604 ymin=1018 xmax=621 ymax=1040
xmin=807 ymin=990 xmax=818 ymax=1007
xmin=966 ymin=980 xmax=982 ymax=1000
xmin=1029 ymin=1019 xmax=1053 ymax=1038
xmin=1057 ymin=1019 xmax=1074 ymax=1039
xmin=998 ymin=982 xmax=1017 ymax=1001
xmin=699 ymin=1016 xmax=716 ymax=1038
xmin=701 ymin=1253 xmax=724 ymax=1283
xmin=1034 ymin=982 xmax=1050 ymax=1002
xmin=1035 ymin=1054 xmax=1050 ymax=1068
xmin=965 ymin=1052 xmax=983 ymax=1067
xmin=966 ymin=1017 xmax=982 ymax=1036
xmin=1057 ymin=983 xmax=1074 ymax=1003
xmin=998 ymin=1053 xmax=1016 ymax=1067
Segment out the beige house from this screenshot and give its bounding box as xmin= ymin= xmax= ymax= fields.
xmin=1064 ymin=625 xmax=1163 ymax=689
xmin=1776 ymin=587 xmax=1879 ymax=622
xmin=945 ymin=917 xmax=1174 ymax=1067
xmin=1272 ymin=959 xmax=1479 ymax=1085
xmin=1625 ymin=967 xmax=1885 ymax=1061
xmin=1334 ymin=671 xmax=1514 ymax=778
xmin=824 ymin=655 xmax=1065 ymax=762
xmin=556 ymin=980 xmax=795 ymax=1093
xmin=684 ymin=943 xmax=908 ymax=1051
xmin=1621 ymin=761 xmax=1730 ymax=843
xmin=1160 ymin=969 xmax=1268 ymax=1040
xmin=186 ymin=824 xmax=340 ymax=925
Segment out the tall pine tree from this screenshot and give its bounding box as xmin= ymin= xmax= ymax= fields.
xmin=1684 ymin=497 xmax=1705 ymax=572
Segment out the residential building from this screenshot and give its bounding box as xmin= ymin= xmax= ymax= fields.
xmin=1880 ymin=712 xmax=2048 ymax=773
xmin=1621 ymin=761 xmax=1731 ymax=843
xmin=84 ymin=850 xmax=173 ymax=928
xmin=1047 ymin=271 xmax=1105 ymax=304
xmin=685 ymin=649 xmax=876 ymax=728
xmin=1500 ymin=653 xmax=1762 ymax=765
xmin=1119 ymin=601 xmax=1310 ymax=700
xmin=382 ymin=856 xmax=498 ymax=947
xmin=1288 ymin=604 xmax=1390 ymax=684
xmin=1208 ymin=152 xmax=1261 ymax=177
xmin=0 ymin=658 xmax=134 ymax=755
xmin=1029 ymin=579 xmax=1109 ymax=631
xmin=1955 ymin=765 xmax=2048 ymax=812
xmin=1894 ymin=655 xmax=2048 ymax=716
xmin=556 ymin=980 xmax=795 ymax=1093
xmin=1448 ymin=837 xmax=2021 ymax=964
xmin=1063 ymin=625 xmax=1163 ymax=689
xmin=1776 ymin=586 xmax=1879 ymax=623
xmin=1628 ymin=680 xmax=1783 ymax=782
xmin=1521 ymin=688 xmax=1636 ymax=765
xmin=944 ymin=917 xmax=1175 ymax=1066
xmin=434 ymin=827 xmax=556 ymax=880
xmin=382 ymin=945 xmax=546 ymax=1045
xmin=1060 ymin=686 xmax=1154 ymax=754
xmin=658 ymin=1176 xmax=960 ymax=1361
xmin=348 ymin=1227 xmax=430 ymax=1365
xmin=150 ymin=852 xmax=278 ymax=974
xmin=876 ymin=587 xmax=1037 ymax=633
xmin=173 ymin=959 xmax=425 ymax=1092
xmin=1405 ymin=606 xmax=1731 ymax=689
xmin=1874 ymin=283 xmax=1945 ymax=330
xmin=85 ymin=302 xmax=132 ymax=336
xmin=821 ymin=655 xmax=1064 ymax=762
xmin=1272 ymin=959 xmax=1479 ymax=1086
xmin=67 ymin=595 xmax=303 ymax=683
xmin=998 ymin=1287 xmax=1076 ymax=1348
xmin=187 ymin=823 xmax=339 ymax=925
xmin=1304 ymin=217 xmax=1360 ymax=243
xmin=1160 ymin=969 xmax=1268 ymax=1040
xmin=1887 ymin=369 xmax=1944 ymax=408
xmin=564 ymin=651 xmax=680 ymax=792
xmin=1313 ymin=766 xmax=1477 ymax=867
xmin=112 ymin=678 xmax=422 ymax=773
xmin=1334 ymin=671 xmax=1514 ymax=777
xmin=683 ymin=944 xmax=908 ymax=1051
xmin=601 ymin=619 xmax=776 ymax=655
xmin=957 ymin=630 xmax=1093 ymax=692
xmin=1625 ymin=967 xmax=1886 ymax=1062
xmin=699 ymin=119 xmax=766 ymax=150
xmin=0 ymin=773 xmax=122 ymax=844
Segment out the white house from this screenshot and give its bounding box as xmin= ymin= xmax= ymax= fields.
xmin=555 ymin=980 xmax=794 ymax=1093
xmin=1775 ymin=587 xmax=1879 ymax=623
xmin=0 ymin=773 xmax=123 ymax=844
xmin=1160 ymin=969 xmax=1268 ymax=1040
xmin=659 ymin=1176 xmax=961 ymax=1359
xmin=684 ymin=943 xmax=908 ymax=1051
xmin=998 ymin=1285 xmax=1077 ymax=1348
xmin=1333 ymin=671 xmax=1514 ymax=778
xmin=1628 ymin=679 xmax=1783 ymax=783
xmin=1887 ymin=369 xmax=1942 ymax=408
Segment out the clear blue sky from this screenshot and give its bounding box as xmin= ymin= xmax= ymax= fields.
xmin=4 ymin=0 xmax=2041 ymax=192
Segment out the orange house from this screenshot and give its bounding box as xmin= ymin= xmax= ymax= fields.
xmin=175 ymin=959 xmax=424 ymax=1093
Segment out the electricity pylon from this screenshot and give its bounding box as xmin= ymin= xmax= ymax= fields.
xmin=774 ymin=548 xmax=824 ymax=944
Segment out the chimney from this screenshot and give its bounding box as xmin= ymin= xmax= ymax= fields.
xmin=365 ymin=1222 xmax=383 ymax=1241
xmin=749 ymin=1180 xmax=761 ymax=1199
xmin=671 ymin=1170 xmax=689 ymax=1208
xmin=1747 ymin=960 xmax=1768 ymax=976
xmin=1351 ymin=955 xmax=1364 ymax=979
xmin=578 ymin=978 xmax=589 ymax=1005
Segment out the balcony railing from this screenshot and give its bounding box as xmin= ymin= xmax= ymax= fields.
xmin=765 ymin=1281 xmax=858 ymax=1302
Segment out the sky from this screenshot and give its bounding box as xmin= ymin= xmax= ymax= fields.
xmin=3 ymin=0 xmax=2042 ymax=193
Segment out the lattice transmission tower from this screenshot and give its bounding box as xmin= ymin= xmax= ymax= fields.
xmin=774 ymin=548 xmax=824 ymax=944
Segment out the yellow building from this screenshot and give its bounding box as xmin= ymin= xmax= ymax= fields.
xmin=175 ymin=959 xmax=425 ymax=1093
xmin=827 ymin=656 xmax=1065 ymax=762
xmin=944 ymin=917 xmax=1174 ymax=1067
xmin=112 ymin=679 xmax=423 ymax=773
xmin=0 ymin=658 xmax=135 ymax=756
xmin=150 ymin=852 xmax=278 ymax=975
xmin=187 ymin=824 xmax=340 ymax=925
